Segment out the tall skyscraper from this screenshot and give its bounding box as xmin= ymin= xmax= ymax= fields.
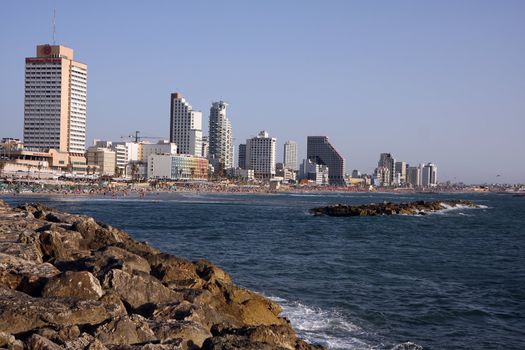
xmin=422 ymin=163 xmax=438 ymax=187
xmin=307 ymin=136 xmax=346 ymax=186
xmin=208 ymin=101 xmax=233 ymax=171
xmin=24 ymin=44 xmax=87 ymax=155
xmin=246 ymin=131 xmax=276 ymax=179
xmin=283 ymin=141 xmax=298 ymax=170
xmin=169 ymin=93 xmax=202 ymax=156
xmin=395 ymin=161 xmax=407 ymax=184
xmin=377 ymin=153 xmax=395 ymax=185
xmin=407 ymin=166 xmax=422 ymax=188
xmin=238 ymin=143 xmax=246 ymax=169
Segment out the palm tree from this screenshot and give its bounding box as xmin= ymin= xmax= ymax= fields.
xmin=131 ymin=164 xmax=139 ymax=182
xmin=0 ymin=161 xmax=6 ymax=178
xmin=37 ymin=162 xmax=43 ymax=179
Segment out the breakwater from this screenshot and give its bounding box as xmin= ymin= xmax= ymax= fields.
xmin=0 ymin=200 xmax=323 ymax=350
xmin=310 ymin=199 xmax=479 ymax=217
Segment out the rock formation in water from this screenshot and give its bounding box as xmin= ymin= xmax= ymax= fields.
xmin=0 ymin=200 xmax=324 ymax=350
xmin=310 ymin=200 xmax=479 ymax=217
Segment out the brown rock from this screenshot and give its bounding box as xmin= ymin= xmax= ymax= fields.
xmin=148 ymin=254 xmax=202 ymax=289
xmin=102 ymin=269 xmax=182 ymax=313
xmin=42 ymin=271 xmax=104 ymax=300
xmin=153 ymin=301 xmax=223 ymax=330
xmin=95 ymin=315 xmax=157 ymax=345
xmin=0 ymin=253 xmax=60 ymax=295
xmin=0 ymin=331 xmax=22 ymax=349
xmin=150 ymin=320 xmax=211 ymax=348
xmin=0 ymin=287 xmax=124 ymax=335
xmin=27 ymin=334 xmax=64 ymax=350
xmin=195 ymin=260 xmax=232 ymax=284
xmin=64 ymin=333 xmax=108 ymax=350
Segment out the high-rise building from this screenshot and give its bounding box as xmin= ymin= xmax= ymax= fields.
xmin=283 ymin=141 xmax=298 ymax=170
xmin=208 ymin=101 xmax=233 ymax=171
xmin=169 ymin=93 xmax=202 ymax=156
xmin=238 ymin=144 xmax=247 ymax=169
xmin=407 ymin=166 xmax=422 ymax=188
xmin=306 ymin=136 xmax=346 ymax=186
xmin=24 ymin=44 xmax=87 ymax=159
xmin=395 ymin=161 xmax=407 ymax=185
xmin=422 ymin=163 xmax=438 ymax=187
xmin=246 ymin=131 xmax=276 ymax=180
xmin=201 ymin=136 xmax=209 ymax=159
xmin=377 ymin=153 xmax=395 ymax=185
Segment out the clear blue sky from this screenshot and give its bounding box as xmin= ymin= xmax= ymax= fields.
xmin=1 ymin=0 xmax=524 ymax=184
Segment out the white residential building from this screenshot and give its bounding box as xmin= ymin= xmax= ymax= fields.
xmin=169 ymin=92 xmax=202 ymax=156
xmin=422 ymin=163 xmax=438 ymax=187
xmin=283 ymin=141 xmax=298 ymax=170
xmin=299 ymin=159 xmax=329 ymax=185
xmin=208 ymin=101 xmax=233 ymax=172
xmin=246 ymin=131 xmax=276 ymax=180
xmin=407 ymin=166 xmax=422 ymax=188
xmin=140 ymin=140 xmax=177 ymax=162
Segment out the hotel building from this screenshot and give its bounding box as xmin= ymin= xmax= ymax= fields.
xmin=246 ymin=131 xmax=276 ymax=180
xmin=306 ymin=136 xmax=345 ymax=186
xmin=24 ymin=44 xmax=87 ymax=170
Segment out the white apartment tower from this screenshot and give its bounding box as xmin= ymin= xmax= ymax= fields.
xmin=169 ymin=93 xmax=202 ymax=156
xmin=283 ymin=141 xmax=298 ymax=170
xmin=208 ymin=101 xmax=233 ymax=170
xmin=24 ymin=44 xmax=87 ymax=154
xmin=422 ymin=163 xmax=438 ymax=187
xmin=246 ymin=131 xmax=276 ymax=180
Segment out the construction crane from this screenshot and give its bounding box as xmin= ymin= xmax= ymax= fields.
xmin=121 ymin=131 xmax=166 ymax=143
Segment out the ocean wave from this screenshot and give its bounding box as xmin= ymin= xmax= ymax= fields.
xmin=269 ymin=296 xmax=377 ymax=350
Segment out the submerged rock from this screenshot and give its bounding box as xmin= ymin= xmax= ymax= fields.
xmin=0 ymin=200 xmax=324 ymax=349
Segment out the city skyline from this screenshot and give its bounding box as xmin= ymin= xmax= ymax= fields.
xmin=1 ymin=1 xmax=524 ymax=184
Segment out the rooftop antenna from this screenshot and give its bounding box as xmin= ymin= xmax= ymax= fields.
xmin=52 ymin=9 xmax=56 ymax=44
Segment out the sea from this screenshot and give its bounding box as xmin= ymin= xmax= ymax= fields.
xmin=2 ymin=192 xmax=524 ymax=350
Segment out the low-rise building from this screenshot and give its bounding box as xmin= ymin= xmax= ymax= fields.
xmin=227 ymin=167 xmax=255 ymax=180
xmin=148 ymin=154 xmax=208 ymax=181
xmin=86 ymin=147 xmax=116 ymax=176
xmin=299 ymin=159 xmax=329 ymax=185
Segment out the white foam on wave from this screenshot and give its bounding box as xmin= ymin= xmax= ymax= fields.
xmin=269 ymin=296 xmax=378 ymax=350
xmin=428 ymin=202 xmax=490 ymax=215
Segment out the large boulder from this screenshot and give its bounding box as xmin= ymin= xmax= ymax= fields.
xmin=27 ymin=334 xmax=64 ymax=350
xmin=0 ymin=253 xmax=59 ymax=295
xmin=95 ymin=315 xmax=156 ymax=345
xmin=148 ymin=254 xmax=202 ymax=289
xmin=42 ymin=271 xmax=104 ymax=300
xmin=102 ymin=269 xmax=182 ymax=313
xmin=0 ymin=287 xmax=125 ymax=335
xmin=150 ymin=320 xmax=211 ymax=348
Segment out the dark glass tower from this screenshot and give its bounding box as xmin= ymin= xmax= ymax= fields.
xmin=306 ymin=136 xmax=346 ymax=186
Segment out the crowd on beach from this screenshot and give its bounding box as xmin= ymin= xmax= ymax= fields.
xmin=1 ymin=177 xmax=522 ymax=198
xmin=0 ymin=178 xmax=367 ymax=197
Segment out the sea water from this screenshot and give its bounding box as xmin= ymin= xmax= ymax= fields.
xmin=3 ymin=192 xmax=524 ymax=349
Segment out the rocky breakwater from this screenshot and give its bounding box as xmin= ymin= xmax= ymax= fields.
xmin=310 ymin=199 xmax=480 ymax=217
xmin=0 ymin=200 xmax=323 ymax=350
